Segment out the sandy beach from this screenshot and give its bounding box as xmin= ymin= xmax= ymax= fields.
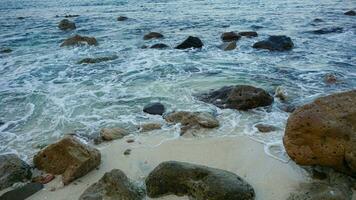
xmin=27 ymin=133 xmax=307 ymax=200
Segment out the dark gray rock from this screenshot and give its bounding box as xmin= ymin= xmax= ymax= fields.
xmin=239 ymin=31 xmax=258 ymax=37
xmin=0 ymin=121 xmax=4 ymax=126
xmin=344 ymin=10 xmax=356 ymax=16
xmin=79 ymin=169 xmax=145 ymax=200
xmin=198 ymin=85 xmax=274 ymax=110
xmin=0 ymin=48 xmax=12 ymax=54
xmin=150 ymin=43 xmax=169 ymax=49
xmin=64 ymin=14 xmax=79 ymax=18
xmin=0 ymin=183 xmax=43 ymax=200
xmin=117 ymin=16 xmax=128 ymax=21
xmin=311 ymin=27 xmax=343 ymax=34
xmin=221 ymin=32 xmax=241 ymax=42
xmin=143 ymin=32 xmax=163 ymax=40
xmin=78 ymin=55 xmax=118 ymax=64
xmin=60 ymin=35 xmax=98 ymax=47
xmin=175 ymin=36 xmax=203 ymax=49
xmin=0 ymin=154 xmax=32 ymax=190
xmin=143 ymin=102 xmax=165 ymax=115
xmin=145 ymin=161 xmax=255 ymax=200
xmin=253 ymin=35 xmax=294 ymax=51
xmin=58 ymin=19 xmax=76 ymax=31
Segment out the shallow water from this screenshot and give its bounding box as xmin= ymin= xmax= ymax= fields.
xmin=0 ymin=0 xmax=355 ymax=161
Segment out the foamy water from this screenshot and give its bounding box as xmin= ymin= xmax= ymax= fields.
xmin=0 ymin=0 xmax=355 ymax=161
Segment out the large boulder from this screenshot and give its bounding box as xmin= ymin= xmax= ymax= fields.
xmin=221 ymin=32 xmax=241 ymax=42
xmin=33 ymin=136 xmax=101 ymax=185
xmin=175 ymin=36 xmax=203 ymax=49
xmin=253 ymin=35 xmax=294 ymax=51
xmin=143 ymin=32 xmax=163 ymax=40
xmin=58 ymin=19 xmax=76 ymax=31
xmin=60 ymin=35 xmax=98 ymax=47
xmin=79 ymin=169 xmax=145 ymax=200
xmin=0 ymin=154 xmax=32 ymax=190
xmin=198 ymin=85 xmax=274 ymax=110
xmin=283 ymin=90 xmax=356 ymax=177
xmin=145 ymin=161 xmax=255 ymax=200
xmin=164 ymin=111 xmax=219 ymax=134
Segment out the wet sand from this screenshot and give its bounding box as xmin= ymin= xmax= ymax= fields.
xmin=27 ymin=134 xmax=308 ymax=200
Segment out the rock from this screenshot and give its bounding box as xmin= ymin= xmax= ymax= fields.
xmin=253 ymin=35 xmax=294 ymax=51
xmin=64 ymin=14 xmax=79 ymax=18
xmin=219 ymin=41 xmax=237 ymax=51
xmin=0 ymin=154 xmax=32 ymax=190
xmin=175 ymin=36 xmax=203 ymax=49
xmin=198 ymin=85 xmax=274 ymax=110
xmin=124 ymin=149 xmax=131 ymax=155
xmin=275 ymin=86 xmax=287 ymax=101
xmin=313 ymin=18 xmax=324 ymax=23
xmin=324 ymin=73 xmax=338 ymax=84
xmin=239 ymin=31 xmax=258 ymax=37
xmin=283 ymin=90 xmax=356 ymax=177
xmin=126 ymin=139 xmax=135 ymax=143
xmin=60 ymin=35 xmax=98 ymax=47
xmin=287 ymin=182 xmax=352 ymax=200
xmin=140 ymin=123 xmax=162 ymax=132
xmin=143 ymin=102 xmax=165 ymax=115
xmin=344 ymin=10 xmax=356 ymax=16
xmin=143 ymin=32 xmax=164 ymax=40
xmin=33 ymin=136 xmax=101 ymax=185
xmin=221 ymin=32 xmax=241 ymax=42
xmin=17 ymin=17 xmax=25 ymax=20
xmin=100 ymin=127 xmax=129 ymax=141
xmin=311 ymin=27 xmax=343 ymax=34
xmin=0 ymin=121 xmax=4 ymax=126
xmin=31 ymin=174 xmax=55 ymax=184
xmin=0 ymin=48 xmax=12 ymax=54
xmin=77 ymin=55 xmax=118 ymax=64
xmin=255 ymin=124 xmax=277 ymax=133
xmin=117 ymin=16 xmax=128 ymax=21
xmin=58 ymin=19 xmax=76 ymax=31
xmin=145 ymin=161 xmax=255 ymax=200
xmin=164 ymin=111 xmax=219 ymax=134
xmin=150 ymin=43 xmax=169 ymax=49
xmin=79 ymin=169 xmax=145 ymax=200
xmin=0 ymin=183 xmax=43 ymax=200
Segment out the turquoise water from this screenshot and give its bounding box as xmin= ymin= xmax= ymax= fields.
xmin=0 ymin=0 xmax=355 ymax=160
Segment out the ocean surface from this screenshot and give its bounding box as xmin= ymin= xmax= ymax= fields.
xmin=0 ymin=0 xmax=355 ymax=161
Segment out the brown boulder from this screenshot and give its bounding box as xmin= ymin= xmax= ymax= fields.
xmin=100 ymin=127 xmax=128 ymax=141
xmin=239 ymin=31 xmax=258 ymax=37
xmin=60 ymin=35 xmax=98 ymax=47
xmin=283 ymin=90 xmax=356 ymax=177
xmin=221 ymin=32 xmax=241 ymax=42
xmin=58 ymin=19 xmax=76 ymax=31
xmin=143 ymin=32 xmax=163 ymax=40
xmin=33 ymin=136 xmax=101 ymax=185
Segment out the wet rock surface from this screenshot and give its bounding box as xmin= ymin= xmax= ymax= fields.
xmin=143 ymin=102 xmax=165 ymax=115
xmin=0 ymin=48 xmax=12 ymax=54
xmin=219 ymin=41 xmax=237 ymax=51
xmin=344 ymin=10 xmax=356 ymax=16
xmin=0 ymin=183 xmax=43 ymax=200
xmin=239 ymin=31 xmax=258 ymax=37
xmin=79 ymin=169 xmax=145 ymax=200
xmin=60 ymin=35 xmax=98 ymax=47
xmin=117 ymin=16 xmax=128 ymax=21
xmin=175 ymin=36 xmax=203 ymax=49
xmin=284 ymin=90 xmax=356 ymax=177
xmin=311 ymin=27 xmax=343 ymax=34
xmin=58 ymin=19 xmax=76 ymax=31
xmin=33 ymin=136 xmax=101 ymax=185
xmin=150 ymin=43 xmax=169 ymax=49
xmin=255 ymin=124 xmax=277 ymax=133
xmin=0 ymin=154 xmax=32 ymax=190
xmin=198 ymin=85 xmax=274 ymax=110
xmin=145 ymin=161 xmax=255 ymax=200
xmin=100 ymin=127 xmax=129 ymax=141
xmin=77 ymin=55 xmax=118 ymax=64
xmin=143 ymin=32 xmax=163 ymax=40
xmin=253 ymin=35 xmax=294 ymax=51
xmin=140 ymin=123 xmax=162 ymax=132
xmin=221 ymin=32 xmax=241 ymax=42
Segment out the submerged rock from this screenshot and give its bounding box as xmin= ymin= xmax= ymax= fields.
xmin=175 ymin=36 xmax=203 ymax=49
xmin=311 ymin=27 xmax=343 ymax=34
xmin=275 ymin=86 xmax=288 ymax=101
xmin=150 ymin=43 xmax=169 ymax=49
xmin=100 ymin=127 xmax=129 ymax=141
xmin=0 ymin=48 xmax=12 ymax=54
xmin=79 ymin=169 xmax=145 ymax=200
xmin=117 ymin=16 xmax=128 ymax=21
xmin=77 ymin=55 xmax=118 ymax=64
xmin=324 ymin=73 xmax=338 ymax=84
xmin=143 ymin=32 xmax=164 ymax=40
xmin=344 ymin=10 xmax=356 ymax=16
xmin=164 ymin=111 xmax=219 ymax=134
xmin=64 ymin=14 xmax=79 ymax=18
xmin=0 ymin=183 xmax=43 ymax=200
xmin=145 ymin=161 xmax=255 ymax=200
xmin=140 ymin=123 xmax=162 ymax=132
xmin=198 ymin=85 xmax=274 ymax=110
xmin=0 ymin=154 xmax=32 ymax=190
xmin=253 ymin=35 xmax=294 ymax=51
xmin=283 ymin=90 xmax=356 ymax=177
xmin=239 ymin=31 xmax=258 ymax=37
xmin=221 ymin=32 xmax=241 ymax=42
xmin=219 ymin=41 xmax=237 ymax=51
xmin=60 ymin=35 xmax=98 ymax=47
xmin=255 ymin=124 xmax=277 ymax=133
xmin=143 ymin=102 xmax=165 ymax=115
xmin=58 ymin=19 xmax=76 ymax=31
xmin=33 ymin=136 xmax=101 ymax=185
xmin=0 ymin=121 xmax=4 ymax=126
